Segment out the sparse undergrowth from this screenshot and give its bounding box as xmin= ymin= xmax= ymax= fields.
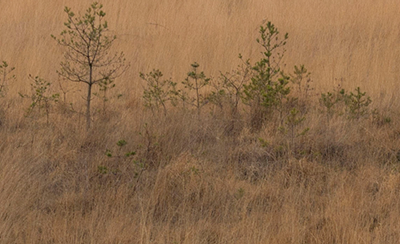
xmin=2 ymin=3 xmax=400 ymax=243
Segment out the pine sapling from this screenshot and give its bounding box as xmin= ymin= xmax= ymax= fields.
xmin=242 ymin=21 xmax=291 ymax=131
xmin=140 ymin=69 xmax=178 ymax=115
xmin=20 ymin=75 xmax=60 ymax=124
xmin=181 ymin=62 xmax=210 ymax=116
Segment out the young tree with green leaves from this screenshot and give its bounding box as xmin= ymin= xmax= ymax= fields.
xmin=52 ymin=2 xmax=127 ymax=130
xmin=20 ymin=75 xmax=60 ymax=125
xmin=140 ymin=69 xmax=178 ymax=116
xmin=242 ymin=22 xmax=290 ymax=131
xmin=181 ymin=62 xmax=210 ymax=116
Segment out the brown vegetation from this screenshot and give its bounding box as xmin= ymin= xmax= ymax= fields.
xmin=1 ymin=0 xmax=400 ymax=243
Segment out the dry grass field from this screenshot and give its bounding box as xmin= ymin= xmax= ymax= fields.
xmin=1 ymin=0 xmax=400 ymax=243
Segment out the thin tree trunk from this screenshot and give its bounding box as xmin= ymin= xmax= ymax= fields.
xmin=86 ymin=64 xmax=93 ymax=130
xmin=86 ymin=83 xmax=92 ymax=130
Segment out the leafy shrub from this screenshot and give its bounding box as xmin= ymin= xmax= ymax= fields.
xmin=320 ymin=86 xmax=372 ymax=122
xmin=208 ymin=62 xmax=250 ymax=116
xmin=290 ymin=65 xmax=313 ymax=99
xmin=140 ymin=69 xmax=178 ymax=115
xmin=241 ymin=22 xmax=291 ymax=131
xmin=319 ymin=86 xmax=345 ymax=124
xmin=343 ymin=87 xmax=372 ymax=119
xmin=19 ymin=75 xmax=59 ymax=124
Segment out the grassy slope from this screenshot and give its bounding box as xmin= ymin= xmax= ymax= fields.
xmin=1 ymin=0 xmax=400 ymax=243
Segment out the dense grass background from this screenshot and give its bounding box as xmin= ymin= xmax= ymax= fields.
xmin=1 ymin=0 xmax=400 ymax=243
xmin=1 ymin=0 xmax=400 ymax=96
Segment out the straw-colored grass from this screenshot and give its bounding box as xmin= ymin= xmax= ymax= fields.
xmin=2 ymin=0 xmax=400 ymax=96
xmin=1 ymin=0 xmax=400 ymax=243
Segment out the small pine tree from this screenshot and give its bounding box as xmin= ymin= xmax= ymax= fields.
xmin=242 ymin=22 xmax=290 ymax=131
xmin=52 ymin=2 xmax=127 ymax=130
xmin=181 ymin=62 xmax=210 ymax=116
xmin=140 ymin=69 xmax=178 ymax=115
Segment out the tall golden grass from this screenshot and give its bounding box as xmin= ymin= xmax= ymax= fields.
xmin=1 ymin=0 xmax=400 ymax=243
xmin=1 ymin=0 xmax=400 ymax=95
